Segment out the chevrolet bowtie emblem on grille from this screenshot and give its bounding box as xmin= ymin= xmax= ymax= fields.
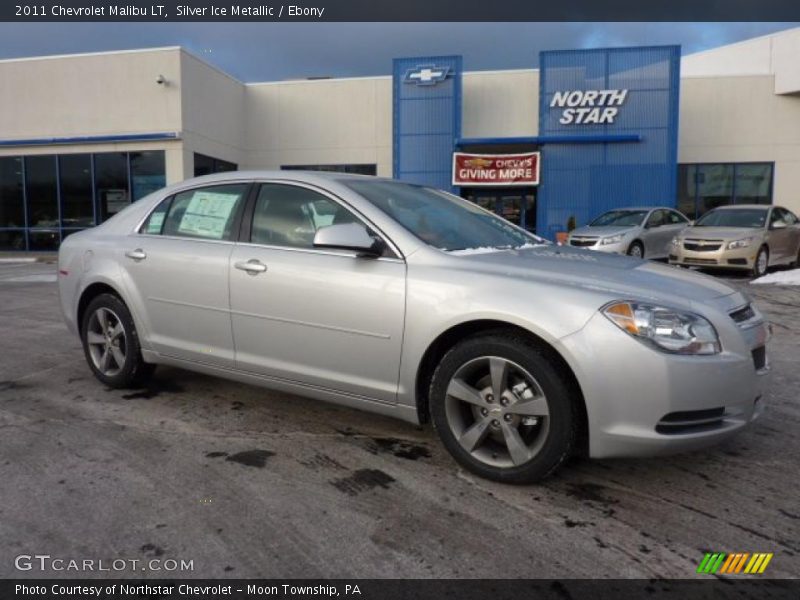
xmin=404 ymin=65 xmax=450 ymax=86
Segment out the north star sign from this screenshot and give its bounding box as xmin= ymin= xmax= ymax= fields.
xmin=404 ymin=65 xmax=450 ymax=86
xmin=550 ymin=89 xmax=629 ymax=125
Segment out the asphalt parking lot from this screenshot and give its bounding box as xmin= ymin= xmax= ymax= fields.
xmin=0 ymin=258 xmax=798 ymax=579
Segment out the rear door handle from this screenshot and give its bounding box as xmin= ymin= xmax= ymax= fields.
xmin=234 ymin=259 xmax=268 ymax=275
xmin=125 ymin=249 xmax=147 ymax=261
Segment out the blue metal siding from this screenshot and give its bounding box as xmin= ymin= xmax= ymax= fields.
xmin=393 ymin=56 xmax=462 ymax=192
xmin=537 ymin=46 xmax=681 ymax=239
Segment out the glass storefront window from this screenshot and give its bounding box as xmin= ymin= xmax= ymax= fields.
xmin=677 ymin=164 xmax=697 ymax=220
xmin=194 ymin=153 xmax=238 ymax=177
xmin=0 ymin=157 xmax=25 ymax=229
xmin=696 ymin=164 xmax=734 ymax=214
xmin=281 ymin=164 xmax=377 ymax=175
xmin=28 ymin=229 xmax=60 ymax=251
xmin=734 ymin=164 xmax=772 ymax=205
xmin=25 ymin=155 xmax=59 ymax=229
xmin=677 ymin=163 xmax=773 ymax=219
xmin=94 ymin=153 xmax=130 ymax=222
xmin=59 ymin=154 xmax=94 ymax=227
xmin=0 ymin=231 xmax=26 ymax=251
xmin=131 ymin=151 xmax=166 ymax=201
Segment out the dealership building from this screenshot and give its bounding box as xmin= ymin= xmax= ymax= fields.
xmin=1 ymin=27 xmax=799 ymax=250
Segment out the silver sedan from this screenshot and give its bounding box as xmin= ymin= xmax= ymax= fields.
xmin=567 ymin=207 xmax=691 ymax=259
xmin=58 ymin=172 xmax=770 ymax=483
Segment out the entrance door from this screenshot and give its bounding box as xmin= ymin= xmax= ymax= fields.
xmin=461 ymin=188 xmax=536 ymax=232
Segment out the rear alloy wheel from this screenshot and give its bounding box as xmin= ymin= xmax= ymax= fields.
xmin=752 ymin=247 xmax=769 ymax=279
xmin=627 ymin=241 xmax=644 ymax=259
xmin=81 ymin=293 xmax=154 ymax=388
xmin=430 ymin=332 xmax=576 ymax=483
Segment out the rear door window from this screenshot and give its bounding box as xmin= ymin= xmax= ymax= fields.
xmin=160 ymin=184 xmax=248 ymax=241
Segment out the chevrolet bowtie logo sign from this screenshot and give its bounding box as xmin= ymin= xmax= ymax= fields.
xmin=404 ymin=65 xmax=450 ymax=86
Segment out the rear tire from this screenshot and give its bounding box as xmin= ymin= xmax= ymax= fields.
xmin=429 ymin=331 xmax=576 ymax=484
xmin=80 ymin=293 xmax=155 ymax=388
xmin=627 ymin=241 xmax=644 ymax=259
xmin=752 ymin=246 xmax=769 ymax=279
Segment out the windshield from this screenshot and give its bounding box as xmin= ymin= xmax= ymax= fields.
xmin=589 ymin=210 xmax=648 ymax=227
xmin=343 ymin=180 xmax=545 ymax=251
xmin=695 ymin=209 xmax=767 ymax=228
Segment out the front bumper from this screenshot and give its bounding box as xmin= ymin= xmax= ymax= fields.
xmin=556 ymin=305 xmax=770 ymax=459
xmin=567 ymin=237 xmax=628 ymax=255
xmin=668 ymin=242 xmax=759 ymax=270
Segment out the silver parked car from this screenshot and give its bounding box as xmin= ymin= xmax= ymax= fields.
xmin=568 ymin=207 xmax=691 ymax=259
xmin=669 ymin=205 xmax=800 ymax=278
xmin=58 ymin=172 xmax=770 ymax=483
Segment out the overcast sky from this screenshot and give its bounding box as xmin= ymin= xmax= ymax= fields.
xmin=0 ymin=22 xmax=797 ymax=81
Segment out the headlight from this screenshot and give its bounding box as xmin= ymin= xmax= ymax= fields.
xmin=600 ymin=234 xmax=624 ymax=245
xmin=670 ymin=237 xmax=681 ymax=247
xmin=727 ymin=237 xmax=753 ymax=250
xmin=602 ymin=301 xmax=721 ymax=355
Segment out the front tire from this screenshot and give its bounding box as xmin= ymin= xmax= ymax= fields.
xmin=81 ymin=293 xmax=154 ymax=388
xmin=752 ymin=246 xmax=769 ymax=279
xmin=627 ymin=241 xmax=644 ymax=259
xmin=429 ymin=332 xmax=576 ymax=484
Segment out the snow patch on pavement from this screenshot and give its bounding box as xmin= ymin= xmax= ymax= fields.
xmin=751 ymin=268 xmax=800 ymax=286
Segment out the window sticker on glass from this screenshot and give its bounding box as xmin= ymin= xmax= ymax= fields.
xmin=145 ymin=211 xmax=166 ymax=234
xmin=177 ymin=191 xmax=239 ymax=239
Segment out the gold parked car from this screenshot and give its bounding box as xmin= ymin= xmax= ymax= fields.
xmin=669 ymin=205 xmax=800 ymax=278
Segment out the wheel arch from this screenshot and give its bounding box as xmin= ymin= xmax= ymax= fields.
xmin=77 ymin=281 xmax=127 ymax=332
xmin=414 ymin=319 xmax=589 ymax=454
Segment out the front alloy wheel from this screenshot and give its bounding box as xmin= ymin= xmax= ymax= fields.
xmin=445 ymin=357 xmax=550 ymax=469
xmin=430 ymin=332 xmax=576 ymax=483
xmin=753 ymin=247 xmax=769 ymax=278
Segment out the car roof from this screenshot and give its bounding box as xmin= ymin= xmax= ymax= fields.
xmin=711 ymin=204 xmax=772 ymax=210
xmin=601 ymin=206 xmax=673 ymax=212
xmin=180 ymin=169 xmax=390 ymax=186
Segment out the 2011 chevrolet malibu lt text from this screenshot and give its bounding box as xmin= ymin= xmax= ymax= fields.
xmin=57 ymin=172 xmax=772 ymax=483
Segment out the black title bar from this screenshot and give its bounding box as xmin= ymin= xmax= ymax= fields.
xmin=3 ymin=0 xmax=800 ymax=21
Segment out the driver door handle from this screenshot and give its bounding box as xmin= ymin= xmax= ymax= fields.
xmin=234 ymin=259 xmax=268 ymax=275
xmin=125 ymin=249 xmax=147 ymax=261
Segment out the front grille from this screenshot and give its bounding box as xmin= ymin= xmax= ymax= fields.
xmin=683 ymin=257 xmax=718 ymax=265
xmin=684 ymin=241 xmax=722 ymax=252
xmin=570 ymin=238 xmax=597 ymax=247
xmin=730 ymin=304 xmax=756 ymax=324
xmin=656 ymin=407 xmax=726 ymax=435
xmin=752 ymin=346 xmax=767 ymax=371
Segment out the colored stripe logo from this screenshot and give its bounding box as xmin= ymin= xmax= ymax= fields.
xmin=697 ymin=552 xmax=773 ymax=574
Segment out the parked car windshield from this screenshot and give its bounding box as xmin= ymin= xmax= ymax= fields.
xmin=589 ymin=210 xmax=649 ymax=227
xmin=694 ymin=208 xmax=768 ymax=228
xmin=343 ymin=180 xmax=545 ymax=251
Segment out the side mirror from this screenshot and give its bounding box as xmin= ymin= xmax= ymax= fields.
xmin=313 ymin=223 xmax=385 ymax=257
xmin=771 ymin=220 xmax=788 ymax=230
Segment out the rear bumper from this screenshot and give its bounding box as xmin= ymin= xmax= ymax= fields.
xmin=556 ymin=311 xmax=770 ymax=459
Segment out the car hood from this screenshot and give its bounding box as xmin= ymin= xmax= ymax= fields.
xmin=448 ymin=245 xmax=737 ymax=304
xmin=680 ymin=226 xmax=764 ymax=241
xmin=569 ymin=225 xmax=636 ymax=237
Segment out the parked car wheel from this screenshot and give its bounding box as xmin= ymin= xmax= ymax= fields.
xmin=429 ymin=332 xmax=576 ymax=483
xmin=627 ymin=241 xmax=644 ymax=258
xmin=752 ymin=246 xmax=769 ymax=279
xmin=81 ymin=294 xmax=154 ymax=388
